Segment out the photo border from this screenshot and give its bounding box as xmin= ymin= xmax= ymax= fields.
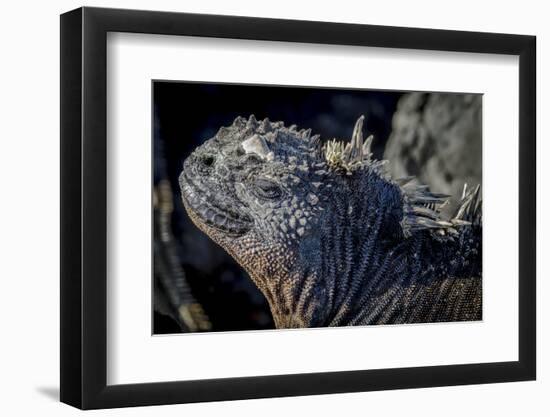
xmin=60 ymin=6 xmax=536 ymax=409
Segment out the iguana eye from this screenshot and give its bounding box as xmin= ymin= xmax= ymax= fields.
xmin=253 ymin=178 xmax=283 ymax=200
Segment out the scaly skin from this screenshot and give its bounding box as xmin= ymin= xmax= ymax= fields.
xmin=179 ymin=115 xmax=482 ymax=328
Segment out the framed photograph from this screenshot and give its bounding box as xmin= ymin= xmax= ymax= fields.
xmin=60 ymin=6 xmax=536 ymax=409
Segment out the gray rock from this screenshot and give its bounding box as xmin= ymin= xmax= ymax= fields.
xmin=384 ymin=93 xmax=482 ymax=215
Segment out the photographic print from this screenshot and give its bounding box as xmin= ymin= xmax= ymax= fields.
xmin=60 ymin=9 xmax=536 ymax=407
xmin=153 ymin=81 xmax=482 ymax=334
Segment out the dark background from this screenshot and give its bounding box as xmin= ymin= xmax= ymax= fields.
xmin=153 ymin=81 xmax=403 ymax=333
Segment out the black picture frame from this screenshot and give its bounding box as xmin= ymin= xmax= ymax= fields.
xmin=60 ymin=6 xmax=536 ymax=409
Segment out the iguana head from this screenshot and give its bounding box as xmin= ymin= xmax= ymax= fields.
xmin=179 ymin=115 xmax=329 ymax=278
xmin=180 ymin=115 xmax=456 ymax=327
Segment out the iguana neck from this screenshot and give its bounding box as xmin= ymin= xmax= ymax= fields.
xmin=322 ymin=226 xmax=481 ymax=326
xmin=243 ymin=240 xmax=331 ymax=329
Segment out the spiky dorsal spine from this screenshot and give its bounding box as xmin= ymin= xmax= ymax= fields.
xmin=454 ymin=184 xmax=482 ymax=226
xmin=399 ymin=177 xmax=453 ymax=237
xmin=323 ymin=116 xmax=374 ymax=173
xmin=321 ymin=116 xmax=481 ymax=237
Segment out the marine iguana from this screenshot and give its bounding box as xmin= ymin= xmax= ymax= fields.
xmin=179 ymin=115 xmax=482 ymax=328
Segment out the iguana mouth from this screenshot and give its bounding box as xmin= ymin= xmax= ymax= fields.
xmin=180 ymin=173 xmax=252 ymax=236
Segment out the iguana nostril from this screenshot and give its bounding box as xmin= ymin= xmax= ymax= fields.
xmin=201 ymin=155 xmax=215 ymax=167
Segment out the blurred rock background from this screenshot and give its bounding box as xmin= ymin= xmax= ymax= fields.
xmin=384 ymin=93 xmax=482 ymax=215
xmin=153 ymin=83 xmax=482 ymax=333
